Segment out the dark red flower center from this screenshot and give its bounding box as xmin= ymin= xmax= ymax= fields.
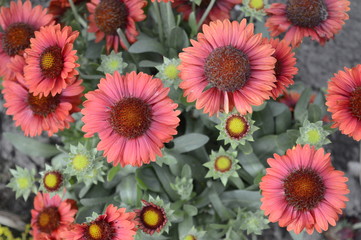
xmin=37 ymin=207 xmax=61 ymax=234
xmin=2 ymin=22 xmax=35 ymax=56
xmin=205 ymin=46 xmax=251 ymax=92
xmin=225 ymin=114 xmax=249 ymax=140
xmin=43 ymin=171 xmax=63 ymax=192
xmin=286 ymin=0 xmax=328 ymax=28
xmin=28 ymin=93 xmax=60 ymax=117
xmin=110 ymin=97 xmax=152 ymax=139
xmin=84 ymin=219 xmax=114 ymax=240
xmin=140 ymin=205 xmax=166 ymax=231
xmin=274 ymin=60 xmax=282 ymax=78
xmin=94 ymin=0 xmax=129 ymax=35
xmin=350 ymin=87 xmax=361 ymax=120
xmin=283 ymin=168 xmax=325 ymax=211
xmin=40 ymin=45 xmax=64 ymax=79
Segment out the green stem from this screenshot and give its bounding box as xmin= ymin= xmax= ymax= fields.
xmin=68 ymin=0 xmax=87 ymax=29
xmin=116 ymin=28 xmax=130 ymax=49
xmin=196 ymin=0 xmax=216 ymax=31
xmin=153 ymin=1 xmax=164 ymax=44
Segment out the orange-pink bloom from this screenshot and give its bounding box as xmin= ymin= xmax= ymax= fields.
xmin=172 ymin=0 xmax=242 ymax=24
xmin=179 ymin=19 xmax=276 ymax=116
xmin=81 ymin=71 xmax=180 ymax=167
xmin=87 ymin=0 xmax=147 ymax=52
xmin=31 ymin=192 xmax=77 ymax=239
xmin=326 ymin=65 xmax=361 ymax=141
xmin=24 ymin=24 xmax=79 ymax=97
xmin=60 ymin=204 xmax=137 ymax=240
xmin=2 ymin=62 xmax=84 ymax=137
xmin=263 ymin=38 xmax=298 ymax=99
xmin=260 ymin=144 xmax=349 ymax=234
xmin=0 ymin=0 xmax=54 ymax=80
xmin=265 ymin=0 xmax=350 ymax=47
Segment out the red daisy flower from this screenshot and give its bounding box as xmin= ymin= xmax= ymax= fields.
xmin=60 ymin=204 xmax=137 ymax=240
xmin=260 ymin=144 xmax=349 ymax=234
xmin=172 ymin=0 xmax=242 ymax=24
xmin=179 ymin=19 xmax=276 ymax=116
xmin=81 ymin=71 xmax=180 ymax=167
xmin=0 ymin=0 xmax=54 ymax=80
xmin=31 ymin=192 xmax=77 ymax=239
xmin=48 ymin=0 xmax=87 ymax=18
xmin=24 ymin=24 xmax=80 ymax=97
xmin=2 ymin=69 xmax=84 ymax=137
xmin=135 ymin=200 xmax=168 ymax=235
xmin=263 ymin=38 xmax=298 ymax=99
xmin=265 ymin=0 xmax=350 ymax=47
xmin=86 ymin=0 xmax=147 ymax=52
xmin=326 ymin=65 xmax=361 ymax=141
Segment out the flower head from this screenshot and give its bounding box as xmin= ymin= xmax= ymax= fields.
xmin=326 ymin=65 xmax=361 ymax=141
xmin=240 ymin=0 xmax=268 ymax=22
xmin=0 ymin=0 xmax=54 ymax=80
xmin=39 ymin=165 xmax=67 ymax=194
xmin=2 ymin=77 xmax=84 ymax=137
xmin=204 ymin=146 xmax=240 ymax=185
xmin=237 ymin=209 xmax=269 ymax=235
xmin=216 ymin=113 xmax=258 ymax=149
xmin=260 ymin=144 xmax=349 ymax=234
xmin=87 ymin=0 xmax=147 ymax=52
xmin=24 ymin=24 xmax=80 ymax=97
xmin=156 ymin=57 xmax=181 ymax=89
xmin=60 ymin=204 xmax=137 ymax=240
xmin=97 ymin=50 xmax=128 ymax=74
xmin=135 ymin=196 xmax=173 ymax=235
xmin=31 ymin=192 xmax=77 ymax=239
xmin=296 ymin=120 xmax=331 ymax=148
xmin=179 ymin=19 xmax=276 ymax=116
xmin=265 ymin=0 xmax=350 ymax=47
xmin=82 ymin=71 xmax=180 ymax=167
xmin=7 ymin=166 xmax=37 ymax=200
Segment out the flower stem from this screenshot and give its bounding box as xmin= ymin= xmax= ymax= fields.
xmin=196 ymin=0 xmax=216 ymax=31
xmin=68 ymin=0 xmax=87 ymax=29
xmin=153 ymin=1 xmax=164 ymax=44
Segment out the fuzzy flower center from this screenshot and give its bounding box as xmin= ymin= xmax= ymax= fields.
xmin=94 ymin=0 xmax=129 ymax=35
xmin=214 ymin=156 xmax=232 ymax=173
xmin=140 ymin=206 xmax=166 ymax=230
xmin=110 ymin=97 xmax=152 ymax=139
xmin=37 ymin=207 xmax=61 ymax=234
xmin=40 ymin=46 xmax=64 ymax=79
xmin=283 ymin=168 xmax=325 ymax=211
xmin=2 ymin=22 xmax=35 ymax=56
xmin=249 ymin=0 xmax=264 ymax=10
xmin=72 ymin=154 xmax=89 ymax=171
xmin=350 ymin=87 xmax=361 ymax=120
xmin=85 ymin=220 xmax=114 ymax=240
xmin=28 ymin=93 xmax=60 ymax=117
xmin=205 ymin=46 xmax=251 ymax=92
xmin=164 ymin=64 xmax=179 ymax=80
xmin=306 ymin=129 xmax=321 ymax=144
xmin=43 ymin=171 xmax=63 ymax=192
xmin=184 ymin=235 xmax=197 ymax=240
xmin=16 ymin=177 xmax=30 ymax=189
xmin=225 ymin=114 xmax=249 ymax=139
xmin=286 ymin=0 xmax=328 ymax=28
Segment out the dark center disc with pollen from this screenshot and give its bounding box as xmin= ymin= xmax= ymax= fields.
xmin=286 ymin=0 xmax=328 ymax=28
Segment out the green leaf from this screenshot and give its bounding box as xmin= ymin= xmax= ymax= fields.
xmin=128 ymin=37 xmax=165 ymax=55
xmin=220 ymin=190 xmax=261 ymax=210
xmin=173 ymin=133 xmax=209 ymax=153
xmin=289 ymin=231 xmax=305 ymax=240
xmin=268 ymin=102 xmax=288 ymax=117
xmin=189 ymin=11 xmax=198 ymax=36
xmin=117 ymin=175 xmax=138 ymax=206
xmin=251 ymin=135 xmax=281 ymax=161
xmin=308 ymin=103 xmax=322 ymax=122
xmin=138 ymin=60 xmax=162 ymax=67
xmin=80 ymin=196 xmax=114 ymax=206
xmin=135 ymin=166 xmax=162 ymax=192
xmin=181 ymin=164 xmax=192 ymax=178
xmin=153 ymin=164 xmax=178 ymax=201
xmin=168 ymin=27 xmax=189 ymax=51
xmin=107 ymin=166 xmax=120 ymax=182
xmin=237 ymin=152 xmax=264 ymax=177
xmin=277 ymin=132 xmax=296 ymax=153
xmin=209 ymin=187 xmax=234 ymax=221
xmin=253 ymin=105 xmax=275 ymax=136
xmin=294 ymin=88 xmax=312 ymax=122
xmin=3 ymin=132 xmax=60 ymax=158
xmin=275 ymin=108 xmax=292 ymax=134
xmin=160 ymin=2 xmax=176 ymax=40
xmin=183 ymin=204 xmax=198 ymax=216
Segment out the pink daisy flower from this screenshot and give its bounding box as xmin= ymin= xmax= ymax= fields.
xmin=179 ymin=19 xmax=276 ymax=116
xmin=81 ymin=71 xmax=180 ymax=167
xmin=24 ymin=24 xmax=80 ymax=97
xmin=326 ymin=65 xmax=361 ymax=141
xmin=31 ymin=192 xmax=77 ymax=239
xmin=87 ymin=0 xmax=147 ymax=53
xmin=0 ymin=0 xmax=54 ymax=80
xmin=2 ymin=68 xmax=84 ymax=137
xmin=172 ymin=0 xmax=242 ymax=24
xmin=265 ymin=0 xmax=350 ymax=47
xmin=263 ymin=38 xmax=298 ymax=99
xmin=260 ymin=144 xmax=349 ymax=234
xmin=60 ymin=204 xmax=137 ymax=240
